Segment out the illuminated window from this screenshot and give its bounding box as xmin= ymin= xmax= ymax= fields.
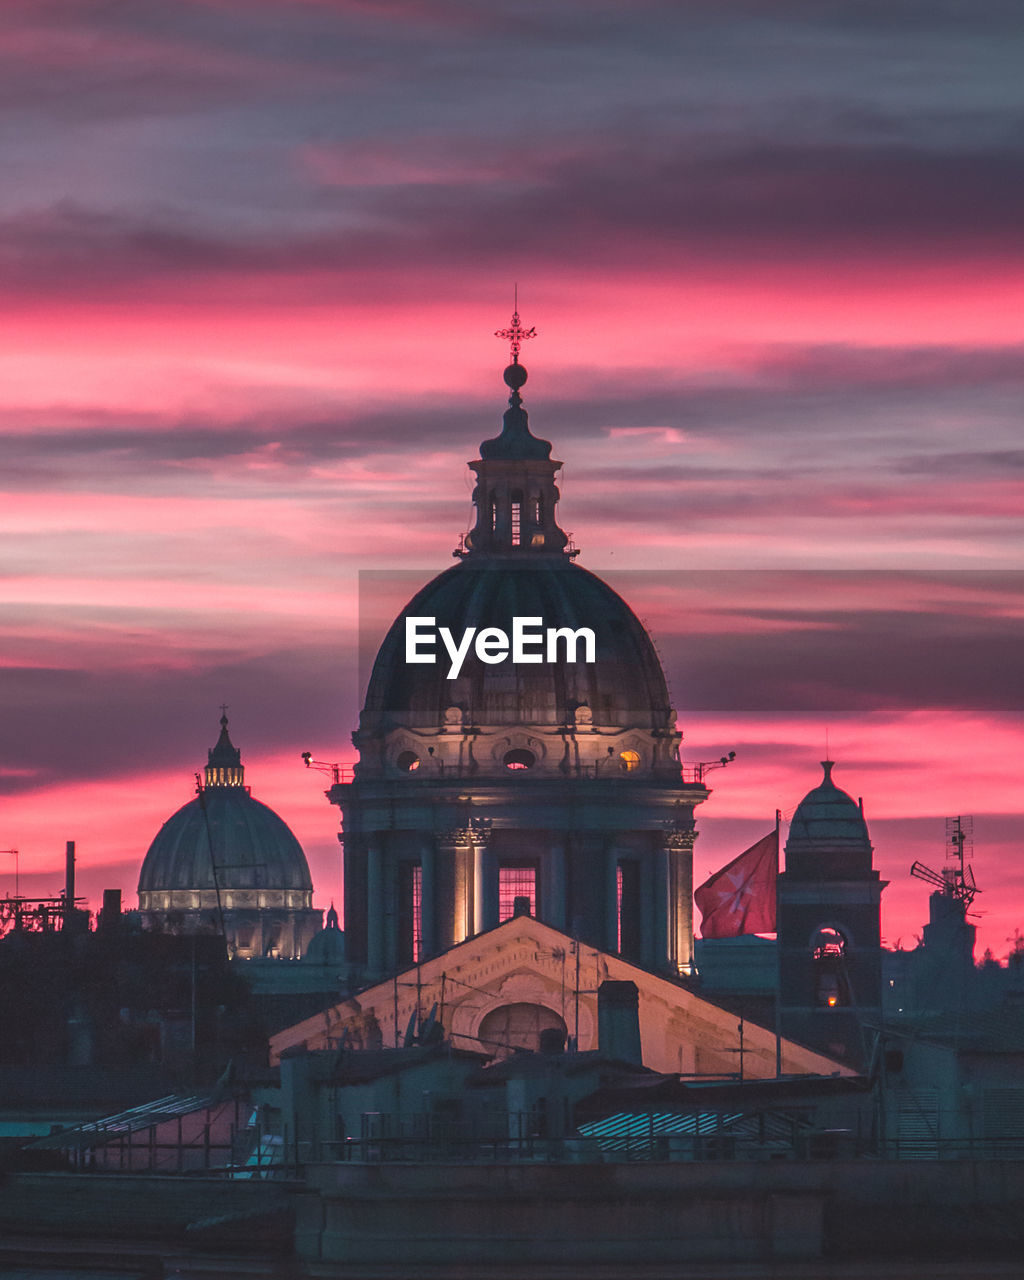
xmin=619 ymin=750 xmax=641 ymax=772
xmin=398 ymin=862 xmax=423 ymax=965
xmin=489 ymin=492 xmax=497 ymax=531
xmin=396 ymin=750 xmax=420 ymax=772
xmin=511 ymin=489 xmax=523 ymax=546
xmin=503 ymin=748 xmax=535 ymax=770
xmin=499 ymin=864 xmax=537 ymax=920
xmin=534 ymin=495 xmax=543 ymax=524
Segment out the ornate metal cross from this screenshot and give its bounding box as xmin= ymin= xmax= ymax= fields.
xmin=495 ymin=289 xmax=536 ymax=363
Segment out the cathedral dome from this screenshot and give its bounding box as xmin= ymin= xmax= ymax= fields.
xmin=359 ymin=557 xmax=673 ymax=737
xmin=138 ymin=716 xmax=313 ymax=896
xmin=335 ymin=318 xmax=706 ymax=980
xmin=352 ymin=350 xmax=683 ymax=784
xmin=138 ymin=788 xmax=313 ymax=894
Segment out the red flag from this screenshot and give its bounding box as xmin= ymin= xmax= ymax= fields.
xmin=694 ymin=830 xmax=778 ymax=938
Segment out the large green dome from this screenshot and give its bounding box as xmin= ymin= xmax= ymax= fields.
xmin=138 ymin=715 xmax=313 ymax=896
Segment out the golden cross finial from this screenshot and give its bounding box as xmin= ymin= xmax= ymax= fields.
xmin=495 ymin=285 xmax=536 ymax=363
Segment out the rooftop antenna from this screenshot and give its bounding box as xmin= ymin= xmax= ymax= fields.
xmin=910 ymin=815 xmax=979 ymax=908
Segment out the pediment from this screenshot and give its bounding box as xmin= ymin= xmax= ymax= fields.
xmin=270 ymin=915 xmax=853 ymax=1079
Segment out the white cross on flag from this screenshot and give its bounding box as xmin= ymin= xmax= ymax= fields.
xmin=694 ymin=830 xmax=778 ymax=938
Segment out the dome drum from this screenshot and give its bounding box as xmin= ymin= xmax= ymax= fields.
xmin=360 ymin=724 xmax=685 ymax=787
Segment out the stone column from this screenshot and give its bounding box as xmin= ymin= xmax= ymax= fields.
xmin=605 ymin=841 xmax=620 ymax=954
xmin=419 ymin=839 xmax=437 ymax=958
xmin=471 ymin=818 xmax=496 ymax=933
xmin=382 ymin=840 xmax=397 ymax=975
xmin=640 ymin=852 xmax=656 ymax=971
xmin=366 ymin=841 xmax=384 ymax=978
xmin=653 ymin=841 xmax=670 ymax=973
xmin=545 ymin=837 xmax=568 ymax=932
xmin=434 ymin=829 xmax=465 ymax=951
xmin=665 ymin=829 xmax=697 ymax=976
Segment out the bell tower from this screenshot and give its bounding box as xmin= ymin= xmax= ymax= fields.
xmin=776 ymin=761 xmax=886 ymax=1067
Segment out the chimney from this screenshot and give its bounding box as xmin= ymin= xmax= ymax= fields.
xmin=597 ymin=980 xmax=642 ymax=1065
xmin=65 ymin=841 xmax=75 ymax=918
xmin=539 ymin=1026 xmax=566 ymax=1054
xmin=100 ymin=888 xmax=122 ymax=932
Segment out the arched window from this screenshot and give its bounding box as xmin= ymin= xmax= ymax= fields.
xmin=478 ymin=1002 xmax=566 ymax=1058
xmin=619 ymin=750 xmax=641 ymax=772
xmin=811 ymin=926 xmax=849 ymax=1007
xmin=510 ymin=489 xmax=523 ymax=545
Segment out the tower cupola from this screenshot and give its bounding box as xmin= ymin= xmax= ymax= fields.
xmin=462 ymin=305 xmax=570 ymax=558
xmin=205 ymin=711 xmax=245 ymax=788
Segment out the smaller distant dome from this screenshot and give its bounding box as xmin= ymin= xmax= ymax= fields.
xmin=304 ymin=903 xmax=345 ymax=966
xmin=138 ymin=790 xmax=313 ymax=894
xmin=785 ymin=761 xmax=872 ymax=877
xmin=138 ymin=715 xmax=313 ymax=895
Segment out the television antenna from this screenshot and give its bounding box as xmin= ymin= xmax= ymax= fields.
xmin=910 ymin=815 xmax=979 ymax=907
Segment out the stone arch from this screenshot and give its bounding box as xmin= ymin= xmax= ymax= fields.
xmin=476 ymin=1002 xmax=568 ymax=1058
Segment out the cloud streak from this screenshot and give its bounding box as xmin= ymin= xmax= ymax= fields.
xmin=1 ymin=0 xmax=1023 ymax=959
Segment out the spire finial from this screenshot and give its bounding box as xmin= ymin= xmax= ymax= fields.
xmin=495 ymin=286 xmax=536 ymax=366
xmin=219 ymin=703 xmax=229 ymax=728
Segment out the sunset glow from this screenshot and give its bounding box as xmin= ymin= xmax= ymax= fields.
xmin=2 ymin=1 xmax=1023 ymax=960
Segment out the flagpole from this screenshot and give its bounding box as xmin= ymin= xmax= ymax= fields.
xmin=774 ymin=808 xmax=783 ymax=1079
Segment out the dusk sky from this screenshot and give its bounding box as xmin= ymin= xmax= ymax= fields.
xmin=2 ymin=0 xmax=1022 ymax=959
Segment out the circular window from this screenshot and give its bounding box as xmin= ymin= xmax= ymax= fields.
xmin=396 ymin=750 xmax=420 ymax=772
xmin=503 ymin=748 xmax=536 ymax=771
xmin=619 ymin=750 xmax=641 ymax=772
